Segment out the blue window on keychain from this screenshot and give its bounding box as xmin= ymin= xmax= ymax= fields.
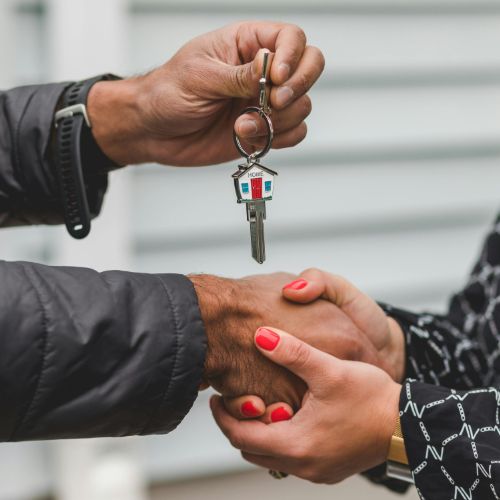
xmin=265 ymin=181 xmax=272 ymax=192
xmin=242 ymin=183 xmax=249 ymax=194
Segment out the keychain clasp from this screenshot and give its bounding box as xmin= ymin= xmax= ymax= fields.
xmin=232 ymin=51 xmax=273 ymax=161
xmin=259 ymin=52 xmax=271 ymax=115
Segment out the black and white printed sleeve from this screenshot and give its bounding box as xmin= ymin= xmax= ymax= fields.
xmin=380 ymin=215 xmax=500 ymax=499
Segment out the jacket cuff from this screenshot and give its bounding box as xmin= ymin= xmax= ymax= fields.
xmin=399 ymin=380 xmax=466 ymax=498
xmin=379 ymin=302 xmax=433 ymax=382
xmin=10 ymin=83 xmax=108 ymax=225
xmin=141 ymin=274 xmax=207 ymax=435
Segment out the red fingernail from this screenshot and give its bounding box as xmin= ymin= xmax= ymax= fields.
xmin=283 ymin=279 xmax=308 ymax=291
xmin=271 ymin=407 xmax=292 ymax=423
xmin=241 ymin=401 xmax=260 ymax=417
xmin=255 ymin=328 xmax=280 ymax=351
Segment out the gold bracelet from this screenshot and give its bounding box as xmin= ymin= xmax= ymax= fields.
xmin=387 ymin=416 xmax=409 ymax=465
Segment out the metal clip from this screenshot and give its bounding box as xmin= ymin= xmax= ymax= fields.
xmin=54 ymin=104 xmax=91 ymax=128
xmin=259 ymin=52 xmax=271 ymax=115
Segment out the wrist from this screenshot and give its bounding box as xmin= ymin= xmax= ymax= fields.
xmin=386 ymin=317 xmax=406 ymax=383
xmin=378 ymin=382 xmax=403 ymax=463
xmin=87 ymin=78 xmax=155 ymax=166
xmin=188 ymin=275 xmax=253 ymax=381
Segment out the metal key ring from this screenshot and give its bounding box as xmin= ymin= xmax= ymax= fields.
xmin=233 ymin=106 xmax=274 ymax=161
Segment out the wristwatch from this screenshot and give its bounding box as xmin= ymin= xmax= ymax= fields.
xmin=386 ymin=416 xmax=413 ymax=483
xmin=54 ymin=74 xmax=120 ymax=239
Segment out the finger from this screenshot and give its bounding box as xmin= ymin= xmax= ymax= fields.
xmin=235 ymin=94 xmax=311 ymax=139
xmin=272 ymin=122 xmax=308 ymax=149
xmin=223 ymin=395 xmax=266 ymax=420
xmin=269 ymin=24 xmax=307 ymax=84
xmin=304 ymin=271 xmax=383 ymax=336
xmin=210 ymin=395 xmax=289 ymax=455
xmin=223 ymin=48 xmax=271 ymax=99
xmin=254 ymin=327 xmax=338 ymax=388
xmin=241 ymin=451 xmax=289 ymax=472
xmin=271 ymin=46 xmax=325 ymax=109
xmin=238 ymin=121 xmax=308 ymax=151
xmin=260 ymin=402 xmax=294 ymax=424
xmin=282 ymin=273 xmax=325 ymax=304
xmin=235 ymin=22 xmax=307 ymax=85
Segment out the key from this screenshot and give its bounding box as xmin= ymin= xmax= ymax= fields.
xmin=232 ymin=160 xmax=277 ymax=263
xmin=231 ymin=52 xmax=278 ymax=264
xmin=247 ymin=200 xmax=266 ymax=264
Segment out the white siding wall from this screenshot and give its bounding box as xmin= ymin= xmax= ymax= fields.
xmin=0 ymin=0 xmax=499 ymax=498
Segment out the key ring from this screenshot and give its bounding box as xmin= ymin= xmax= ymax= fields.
xmin=233 ymin=106 xmax=274 ymax=161
xmin=233 ymin=51 xmax=273 ymax=162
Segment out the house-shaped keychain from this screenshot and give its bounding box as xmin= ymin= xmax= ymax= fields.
xmin=232 ymin=161 xmax=278 ymax=203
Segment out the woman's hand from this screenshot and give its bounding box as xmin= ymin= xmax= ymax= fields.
xmin=212 ymin=327 xmax=401 ymax=484
xmin=222 ymin=270 xmax=405 ymax=422
xmin=282 ymin=269 xmax=406 ymax=383
xmin=88 ymin=22 xmax=324 ymax=166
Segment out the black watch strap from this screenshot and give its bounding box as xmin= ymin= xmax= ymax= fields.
xmin=54 ymin=74 xmax=121 ymax=239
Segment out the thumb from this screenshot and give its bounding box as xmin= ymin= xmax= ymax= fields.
xmin=281 ymin=269 xmax=327 ymax=304
xmin=254 ymin=327 xmax=338 ymax=389
xmin=222 ymin=48 xmax=271 ymax=99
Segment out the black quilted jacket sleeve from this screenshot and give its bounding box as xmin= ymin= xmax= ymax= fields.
xmin=0 ymin=83 xmax=107 ymax=226
xmin=0 ymin=85 xmax=207 ymax=441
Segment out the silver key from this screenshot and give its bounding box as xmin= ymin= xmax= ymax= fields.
xmin=231 ymin=52 xmax=278 ymax=264
xmin=232 ymin=161 xmax=277 ymax=263
xmin=247 ymin=200 xmax=266 ymax=264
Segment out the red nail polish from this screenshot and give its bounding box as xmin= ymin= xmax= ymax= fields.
xmin=241 ymin=401 xmax=260 ymax=417
xmin=283 ymin=279 xmax=308 ymax=291
xmin=255 ymin=328 xmax=280 ymax=351
xmin=271 ymin=407 xmax=292 ymax=423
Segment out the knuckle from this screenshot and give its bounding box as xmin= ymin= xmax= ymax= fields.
xmin=330 ymin=363 xmax=348 ymax=386
xmin=292 ymin=25 xmax=307 ymax=46
xmin=298 ymin=72 xmax=311 ymax=93
xmin=228 ymin=430 xmax=245 ymax=450
xmin=302 ymin=266 xmax=323 ymax=276
xmin=286 ymin=340 xmax=312 ymax=372
xmin=289 ymin=442 xmax=310 ymax=461
xmin=301 ymin=95 xmax=312 ymax=118
xmin=295 ymin=123 xmax=308 ymax=144
xmin=233 ymin=67 xmax=249 ymax=96
xmin=301 ymin=467 xmax=321 ymax=483
xmin=310 ymin=45 xmax=326 ymax=71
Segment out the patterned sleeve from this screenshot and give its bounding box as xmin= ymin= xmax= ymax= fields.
xmin=400 ymin=379 xmax=500 ymax=500
xmin=377 ymin=217 xmax=500 ymax=497
xmin=382 ymin=216 xmax=500 ymax=390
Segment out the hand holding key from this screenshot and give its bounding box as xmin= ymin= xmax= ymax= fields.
xmin=87 ymin=22 xmax=324 ymax=167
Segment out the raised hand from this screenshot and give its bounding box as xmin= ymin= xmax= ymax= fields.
xmin=211 ymin=327 xmax=402 ymax=484
xmin=87 ymin=22 xmax=325 ymax=167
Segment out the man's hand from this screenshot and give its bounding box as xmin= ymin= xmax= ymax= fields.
xmin=282 ymin=269 xmax=406 ymax=382
xmin=211 ymin=327 xmax=401 ymax=484
xmin=87 ymin=22 xmax=324 ymax=166
xmin=189 ymin=272 xmax=390 ymax=410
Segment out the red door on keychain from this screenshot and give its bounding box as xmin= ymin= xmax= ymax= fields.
xmin=251 ymin=178 xmax=263 ymax=199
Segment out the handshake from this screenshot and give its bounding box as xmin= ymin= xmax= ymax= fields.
xmin=191 ymin=269 xmax=406 ymax=484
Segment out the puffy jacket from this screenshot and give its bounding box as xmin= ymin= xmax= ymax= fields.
xmin=0 ymin=83 xmax=207 ymax=441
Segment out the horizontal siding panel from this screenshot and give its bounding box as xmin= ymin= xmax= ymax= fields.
xmin=128 ymin=11 xmax=500 ymax=76
xmin=133 ymin=222 xmax=490 ymax=312
xmin=131 ymin=158 xmax=500 ymax=240
xmin=131 ymin=0 xmax=500 ymax=15
xmin=299 ymin=85 xmax=500 ymax=152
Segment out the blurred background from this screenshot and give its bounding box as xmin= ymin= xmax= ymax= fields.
xmin=1 ymin=0 xmax=500 ymax=498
